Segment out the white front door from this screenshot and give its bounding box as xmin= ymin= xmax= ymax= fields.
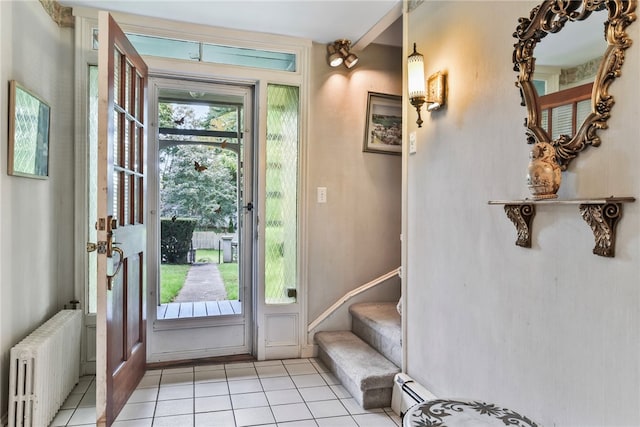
xmin=146 ymin=77 xmax=255 ymax=362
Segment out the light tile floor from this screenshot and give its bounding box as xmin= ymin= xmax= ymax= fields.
xmin=50 ymin=358 xmax=401 ymax=427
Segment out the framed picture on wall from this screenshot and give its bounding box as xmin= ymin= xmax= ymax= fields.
xmin=8 ymin=80 xmax=50 ymax=178
xmin=363 ymin=92 xmax=402 ymax=155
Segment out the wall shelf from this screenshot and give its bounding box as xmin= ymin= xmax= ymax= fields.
xmin=488 ymin=197 xmax=636 ymax=257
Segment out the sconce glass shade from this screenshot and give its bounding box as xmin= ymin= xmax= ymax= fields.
xmin=408 ymin=43 xmax=426 ymax=100
xmin=408 ymin=43 xmax=426 ymax=127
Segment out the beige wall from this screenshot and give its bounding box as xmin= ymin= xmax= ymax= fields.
xmin=405 ymin=1 xmax=640 ymax=425
xmin=307 ymin=42 xmax=403 ymax=330
xmin=0 ymin=1 xmax=75 ymax=421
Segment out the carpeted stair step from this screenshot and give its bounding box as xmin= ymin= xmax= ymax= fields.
xmin=349 ymin=302 xmax=402 ymax=367
xmin=315 ymin=330 xmax=400 ymax=409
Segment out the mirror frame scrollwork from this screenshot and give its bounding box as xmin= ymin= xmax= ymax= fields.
xmin=513 ymin=0 xmax=636 ymax=170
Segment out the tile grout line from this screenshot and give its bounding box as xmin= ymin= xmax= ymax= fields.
xmin=57 ymin=358 xmax=400 ymax=427
xmin=225 ymin=363 xmax=242 ymax=427
xmin=292 ymin=361 xmax=330 ymax=424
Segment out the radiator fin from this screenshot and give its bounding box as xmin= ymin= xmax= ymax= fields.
xmin=8 ymin=310 xmax=82 ymax=427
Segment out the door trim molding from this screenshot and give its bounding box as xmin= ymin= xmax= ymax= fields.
xmin=146 ymin=75 xmax=255 ymax=361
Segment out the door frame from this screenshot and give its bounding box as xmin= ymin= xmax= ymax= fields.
xmin=146 ymin=75 xmax=257 ymax=362
xmin=73 ymin=15 xmax=99 ymax=376
xmin=73 ymin=11 xmax=312 ymax=375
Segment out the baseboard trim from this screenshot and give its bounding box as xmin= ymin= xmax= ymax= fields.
xmin=146 ymin=353 xmax=255 ymax=370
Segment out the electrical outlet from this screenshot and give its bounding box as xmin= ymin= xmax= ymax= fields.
xmin=317 ymin=187 xmax=327 ymax=203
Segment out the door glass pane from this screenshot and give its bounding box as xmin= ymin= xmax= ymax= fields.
xmin=123 ymin=169 xmax=130 ymax=225
xmin=88 ymin=65 xmax=98 ymax=314
xmin=113 ymin=170 xmax=120 ymax=221
xmin=125 ymin=61 xmax=132 ymax=113
xmin=157 ymin=93 xmax=243 ymax=318
xmin=114 ymin=49 xmax=121 ymax=106
xmin=123 ymin=118 xmax=130 ymax=170
xmin=265 ymin=84 xmax=299 ymax=304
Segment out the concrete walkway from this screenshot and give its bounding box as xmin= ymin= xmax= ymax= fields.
xmin=174 ymin=262 xmax=228 ymax=302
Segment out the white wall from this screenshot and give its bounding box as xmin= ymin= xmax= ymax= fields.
xmin=307 ymin=42 xmax=402 ymax=331
xmin=0 ymin=1 xmax=75 ymax=421
xmin=405 ymin=2 xmax=640 ymax=426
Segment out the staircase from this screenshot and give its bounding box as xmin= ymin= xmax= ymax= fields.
xmin=315 ymin=302 xmax=401 ymax=409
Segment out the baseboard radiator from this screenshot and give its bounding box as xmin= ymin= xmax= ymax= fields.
xmin=8 ymin=310 xmax=82 ymax=427
xmin=391 ymin=373 xmax=437 ymax=417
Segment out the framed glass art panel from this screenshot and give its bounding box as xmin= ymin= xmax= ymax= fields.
xmin=8 ymin=80 xmax=50 ymax=178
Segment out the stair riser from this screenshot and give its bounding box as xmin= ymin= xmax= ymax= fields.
xmin=352 ymin=316 xmax=402 ymax=367
xmin=317 ymin=346 xmax=393 ymax=409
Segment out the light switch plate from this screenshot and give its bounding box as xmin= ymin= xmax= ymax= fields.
xmin=317 ymin=187 xmax=327 ymax=203
xmin=409 ymin=132 xmax=417 ymax=154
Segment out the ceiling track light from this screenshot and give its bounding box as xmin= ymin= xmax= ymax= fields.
xmin=327 ymin=39 xmax=359 ymax=69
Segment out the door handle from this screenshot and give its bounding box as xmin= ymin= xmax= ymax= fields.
xmin=104 ymin=214 xmax=122 ymax=290
xmin=106 ymin=246 xmax=124 ymax=291
xmin=242 ymin=202 xmax=253 ymax=212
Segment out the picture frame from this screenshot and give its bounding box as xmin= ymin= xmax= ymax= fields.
xmin=363 ymin=92 xmax=402 ymax=155
xmin=8 ymin=80 xmax=50 ymax=178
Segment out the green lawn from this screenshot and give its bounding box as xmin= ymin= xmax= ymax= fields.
xmin=217 ymin=262 xmax=239 ymax=299
xmin=195 ymin=249 xmax=219 ymax=263
xmin=160 ymin=249 xmax=238 ymax=303
xmin=160 ymin=264 xmax=190 ymax=304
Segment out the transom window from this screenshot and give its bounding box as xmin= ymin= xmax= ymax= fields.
xmin=92 ymin=29 xmax=296 ymax=72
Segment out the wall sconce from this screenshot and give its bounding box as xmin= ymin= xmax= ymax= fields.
xmin=327 ymin=39 xmax=359 ymax=69
xmin=407 ymin=43 xmax=446 ymax=127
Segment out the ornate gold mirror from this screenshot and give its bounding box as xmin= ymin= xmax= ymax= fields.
xmin=513 ymin=0 xmax=636 ymax=170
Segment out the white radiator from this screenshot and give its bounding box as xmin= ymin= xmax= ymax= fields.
xmin=391 ymin=373 xmax=437 ymax=417
xmin=8 ymin=310 xmax=82 ymax=427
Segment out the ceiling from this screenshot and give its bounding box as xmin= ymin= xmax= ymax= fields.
xmin=59 ymin=0 xmax=403 ymax=49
